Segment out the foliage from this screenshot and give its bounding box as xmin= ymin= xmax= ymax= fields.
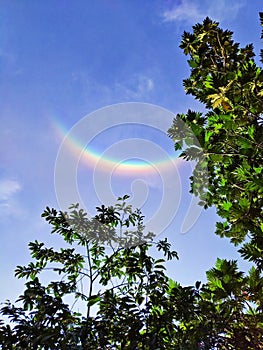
xmin=166 ymin=14 xmax=263 ymax=348
xmin=1 ymin=15 xmax=263 ymax=350
xmin=0 ymin=197 xmax=184 ymax=349
xmin=168 ymin=16 xmax=263 ymax=250
xmin=1 ymin=197 xmax=263 ymax=349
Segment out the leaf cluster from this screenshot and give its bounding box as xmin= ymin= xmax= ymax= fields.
xmin=168 ymin=16 xmax=263 ymax=250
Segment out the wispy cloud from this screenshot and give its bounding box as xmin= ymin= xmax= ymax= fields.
xmin=70 ymin=71 xmax=155 ymax=104
xmin=163 ymin=0 xmax=203 ymax=24
xmin=0 ymin=179 xmax=22 ymax=217
xmin=163 ymin=0 xmax=245 ymax=25
xmin=0 ymin=179 xmax=21 ymax=201
xmin=115 ymin=75 xmax=154 ymax=99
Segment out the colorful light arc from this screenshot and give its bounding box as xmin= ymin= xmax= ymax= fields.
xmin=53 ymin=120 xmax=183 ymax=176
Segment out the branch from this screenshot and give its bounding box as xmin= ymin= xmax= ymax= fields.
xmin=86 ymin=243 xmax=93 ymax=318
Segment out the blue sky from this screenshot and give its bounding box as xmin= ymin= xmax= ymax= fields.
xmin=1 ymin=0 xmax=262 ymax=304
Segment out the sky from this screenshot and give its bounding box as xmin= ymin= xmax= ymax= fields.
xmin=0 ymin=0 xmax=263 ymax=305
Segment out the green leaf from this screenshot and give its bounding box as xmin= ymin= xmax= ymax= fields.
xmin=87 ymin=294 xmax=101 ymax=307
xmin=222 ymin=201 xmax=232 ymax=211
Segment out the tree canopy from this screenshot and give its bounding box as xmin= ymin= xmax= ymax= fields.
xmin=168 ymin=15 xmax=263 ymax=268
xmin=1 ymin=15 xmax=263 ymax=350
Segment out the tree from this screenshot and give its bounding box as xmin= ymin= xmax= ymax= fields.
xmin=168 ymin=14 xmax=263 ymax=347
xmin=1 ymin=15 xmax=263 ymax=350
xmin=168 ymin=17 xmax=263 ymax=248
xmin=0 ymin=197 xmax=186 ymax=349
xmin=1 ymin=202 xmax=262 ymax=349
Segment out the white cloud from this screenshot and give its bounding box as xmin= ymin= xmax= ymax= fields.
xmin=163 ymin=0 xmax=245 ymax=25
xmin=115 ymin=75 xmax=155 ymax=99
xmin=0 ymin=179 xmax=22 ymax=218
xmin=0 ymin=179 xmax=21 ymax=201
xmin=70 ymin=71 xmax=155 ymax=104
xmin=163 ymin=0 xmax=204 ymax=24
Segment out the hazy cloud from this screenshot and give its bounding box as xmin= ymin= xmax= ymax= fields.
xmin=163 ymin=0 xmax=203 ymax=23
xmin=115 ymin=75 xmax=155 ymax=99
xmin=70 ymin=71 xmax=155 ymax=104
xmin=163 ymin=0 xmax=245 ymax=25
xmin=0 ymin=179 xmax=21 ymax=201
xmin=0 ymin=179 xmax=22 ymax=218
